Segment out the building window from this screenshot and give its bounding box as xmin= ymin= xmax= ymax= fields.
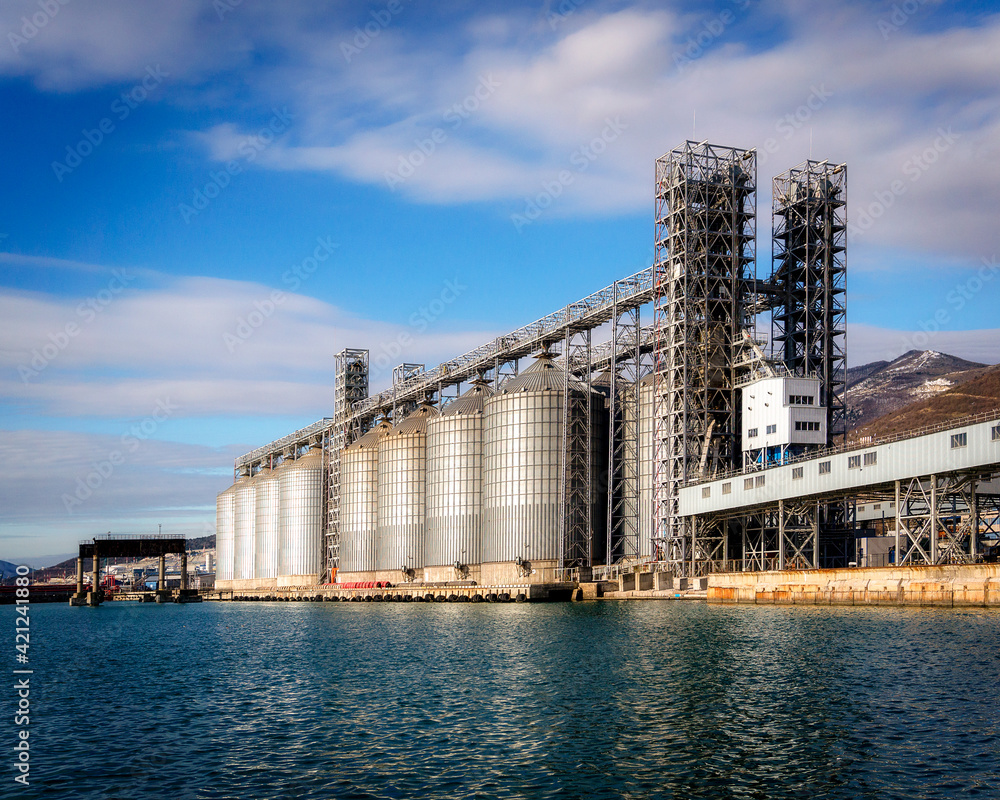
xmin=702 ymin=486 xmax=711 ymax=498
xmin=993 ymin=424 xmax=1000 ymax=441
xmin=788 ymin=395 xmax=816 ymax=405
xmin=744 ymin=477 xmax=754 ymax=491
xmin=795 ymin=421 xmax=821 ymax=432
xmin=792 ymin=466 xmax=803 ymax=480
xmin=873 ymin=503 xmax=881 ymax=510
xmin=722 ymin=482 xmax=732 ymax=495
xmin=766 ymin=424 xmax=777 ymax=435
xmin=864 ymin=451 xmax=877 ymax=466
xmin=848 ymin=455 xmax=861 ymax=469
xmin=819 ymin=461 xmax=831 ymax=475
xmin=747 ymin=428 xmax=758 ymax=438
xmin=755 ymin=475 xmax=765 ymax=487
xmin=951 ymin=432 xmax=968 ymax=449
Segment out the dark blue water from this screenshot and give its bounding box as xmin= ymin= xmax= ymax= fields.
xmin=9 ymin=601 xmax=1000 ymax=799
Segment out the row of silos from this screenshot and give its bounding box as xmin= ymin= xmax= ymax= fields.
xmin=215 ymin=448 xmax=324 ymax=592
xmin=338 ymin=353 xmax=609 ymax=586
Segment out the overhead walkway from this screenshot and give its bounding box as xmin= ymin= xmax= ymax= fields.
xmin=678 ymin=412 xmax=1000 ymax=569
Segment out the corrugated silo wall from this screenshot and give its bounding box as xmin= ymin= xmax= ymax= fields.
xmin=340 ymin=446 xmax=378 ymax=576
xmin=254 ymin=468 xmax=280 ymax=587
xmin=375 ymin=431 xmax=427 ymax=579
xmin=278 ymin=450 xmax=323 ymax=587
xmin=425 ymin=411 xmax=483 ymax=580
xmin=215 ymin=486 xmax=235 ymax=587
xmin=482 ymin=390 xmax=563 ymax=572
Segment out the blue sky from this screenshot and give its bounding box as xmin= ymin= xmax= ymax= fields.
xmin=2 ymin=0 xmax=1000 ymax=563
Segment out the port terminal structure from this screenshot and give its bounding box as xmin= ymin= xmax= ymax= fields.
xmin=70 ymin=534 xmax=198 ymax=607
xmin=229 ymin=140 xmax=1000 ymax=586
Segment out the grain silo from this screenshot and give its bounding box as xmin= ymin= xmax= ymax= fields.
xmin=425 ymin=379 xmax=494 ymax=583
xmin=278 ymin=447 xmax=324 ymax=588
xmin=339 ymin=420 xmax=391 ymax=584
xmin=232 ymin=471 xmax=256 ymax=591
xmin=253 ymin=464 xmax=280 ymax=590
xmin=482 ymin=351 xmax=599 ymax=585
xmin=375 ymin=402 xmax=439 ymax=584
xmin=215 ymin=483 xmax=236 ymax=590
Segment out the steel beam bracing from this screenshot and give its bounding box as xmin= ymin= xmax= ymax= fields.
xmin=772 ymin=161 xmax=847 ymax=444
xmin=324 ymin=349 xmax=369 ymax=581
xmin=607 ymin=300 xmax=642 ymax=565
xmin=653 ymin=141 xmax=756 ymax=577
xmin=559 ymin=328 xmax=593 ymax=570
xmin=895 ymin=473 xmax=985 ymax=566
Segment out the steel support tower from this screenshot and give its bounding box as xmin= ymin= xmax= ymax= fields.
xmin=325 ymin=349 xmax=369 ymax=581
xmin=771 ymin=160 xmax=847 ymax=441
xmin=653 ymin=141 xmax=756 ymax=577
xmin=772 ymin=160 xmax=849 ymax=566
xmin=559 ymin=329 xmax=593 ymax=572
xmin=606 ymin=298 xmax=643 ymax=566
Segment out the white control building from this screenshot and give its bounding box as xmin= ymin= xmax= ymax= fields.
xmin=741 ymin=374 xmax=826 ymax=468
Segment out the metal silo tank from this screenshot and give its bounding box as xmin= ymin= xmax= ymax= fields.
xmin=233 ymin=472 xmax=256 ymax=589
xmin=375 ymin=402 xmax=439 ymax=584
xmin=254 ymin=465 xmax=280 ymax=589
xmin=425 ymin=380 xmax=494 ymax=583
xmin=339 ymin=421 xmax=391 ymax=583
xmin=482 ymin=352 xmax=579 ymax=585
xmin=278 ymin=447 xmax=324 ymax=588
xmin=215 ymin=483 xmax=236 ymax=589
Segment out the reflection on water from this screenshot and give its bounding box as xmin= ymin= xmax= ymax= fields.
xmin=30 ymin=602 xmax=1000 ymax=799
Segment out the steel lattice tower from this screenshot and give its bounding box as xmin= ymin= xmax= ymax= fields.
xmin=771 ymin=161 xmax=847 ymax=443
xmin=653 ymin=141 xmax=756 ymax=577
xmin=325 ymin=349 xmax=369 ymax=580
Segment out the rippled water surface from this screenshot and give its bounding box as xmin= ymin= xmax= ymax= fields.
xmin=18 ymin=601 xmax=1000 ymax=799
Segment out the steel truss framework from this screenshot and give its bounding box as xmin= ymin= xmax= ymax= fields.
xmin=772 ymin=160 xmax=847 ymax=442
xmin=895 ymin=473 xmax=990 ymax=565
xmin=325 ymin=349 xmax=370 ymax=580
xmin=653 ymin=141 xmax=756 ymax=577
xmin=607 ymin=301 xmax=642 ymax=565
xmin=559 ymin=329 xmax=593 ymax=569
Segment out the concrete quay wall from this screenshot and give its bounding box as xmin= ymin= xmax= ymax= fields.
xmin=707 ymin=564 xmax=1000 ymax=607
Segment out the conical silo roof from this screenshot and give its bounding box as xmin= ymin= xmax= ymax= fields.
xmin=347 ymin=420 xmax=392 ymax=452
xmin=498 ymin=351 xmax=585 ymax=394
xmin=441 ymin=379 xmax=494 ymax=416
xmin=386 ymin=402 xmax=439 ymax=436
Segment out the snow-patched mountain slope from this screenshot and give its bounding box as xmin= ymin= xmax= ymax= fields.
xmin=846 ymin=350 xmax=988 ymax=431
xmin=850 ymin=362 xmax=1000 ymax=440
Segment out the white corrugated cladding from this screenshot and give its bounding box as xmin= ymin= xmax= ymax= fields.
xmin=679 ymin=418 xmax=1000 ymax=516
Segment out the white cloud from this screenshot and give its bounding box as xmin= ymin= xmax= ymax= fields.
xmin=0 ymin=274 xmax=499 ymax=419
